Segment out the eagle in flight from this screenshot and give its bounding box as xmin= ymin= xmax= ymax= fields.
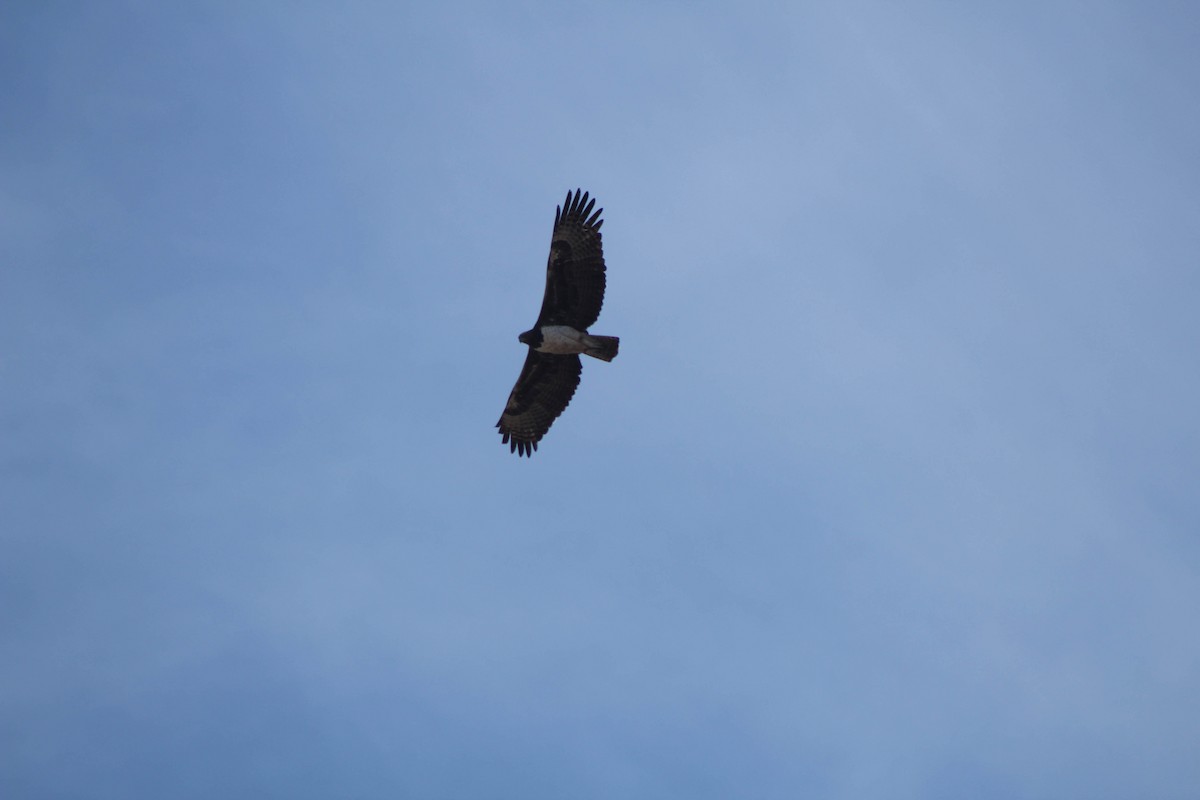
xmin=496 ymin=189 xmax=619 ymax=456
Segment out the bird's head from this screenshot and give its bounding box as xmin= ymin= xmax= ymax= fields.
xmin=518 ymin=329 xmax=535 ymax=346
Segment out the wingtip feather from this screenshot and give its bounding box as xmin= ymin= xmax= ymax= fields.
xmin=554 ymin=189 xmax=603 ymax=231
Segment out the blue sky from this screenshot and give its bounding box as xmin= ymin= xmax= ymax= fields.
xmin=3 ymin=2 xmax=1199 ymax=797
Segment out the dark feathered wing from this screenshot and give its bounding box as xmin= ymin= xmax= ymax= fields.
xmin=496 ymin=351 xmax=582 ymax=457
xmin=536 ymin=189 xmax=606 ymax=329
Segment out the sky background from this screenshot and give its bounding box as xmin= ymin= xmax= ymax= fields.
xmin=3 ymin=2 xmax=1199 ymax=797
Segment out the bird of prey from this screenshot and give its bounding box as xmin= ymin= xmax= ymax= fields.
xmin=496 ymin=189 xmax=619 ymax=456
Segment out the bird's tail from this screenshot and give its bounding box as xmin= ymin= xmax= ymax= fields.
xmin=584 ymin=335 xmax=619 ymax=362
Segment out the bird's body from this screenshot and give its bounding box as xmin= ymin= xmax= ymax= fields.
xmin=497 ymin=189 xmax=619 ymax=456
xmin=520 ymin=325 xmax=619 ymax=359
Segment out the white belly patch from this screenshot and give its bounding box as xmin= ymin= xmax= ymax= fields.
xmin=537 ymin=325 xmax=587 ymax=354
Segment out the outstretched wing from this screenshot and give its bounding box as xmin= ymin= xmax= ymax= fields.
xmin=496 ymin=351 xmax=582 ymax=456
xmin=535 ymin=189 xmax=606 ymax=330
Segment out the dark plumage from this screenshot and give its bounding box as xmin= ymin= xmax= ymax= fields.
xmin=497 ymin=189 xmax=619 ymax=456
